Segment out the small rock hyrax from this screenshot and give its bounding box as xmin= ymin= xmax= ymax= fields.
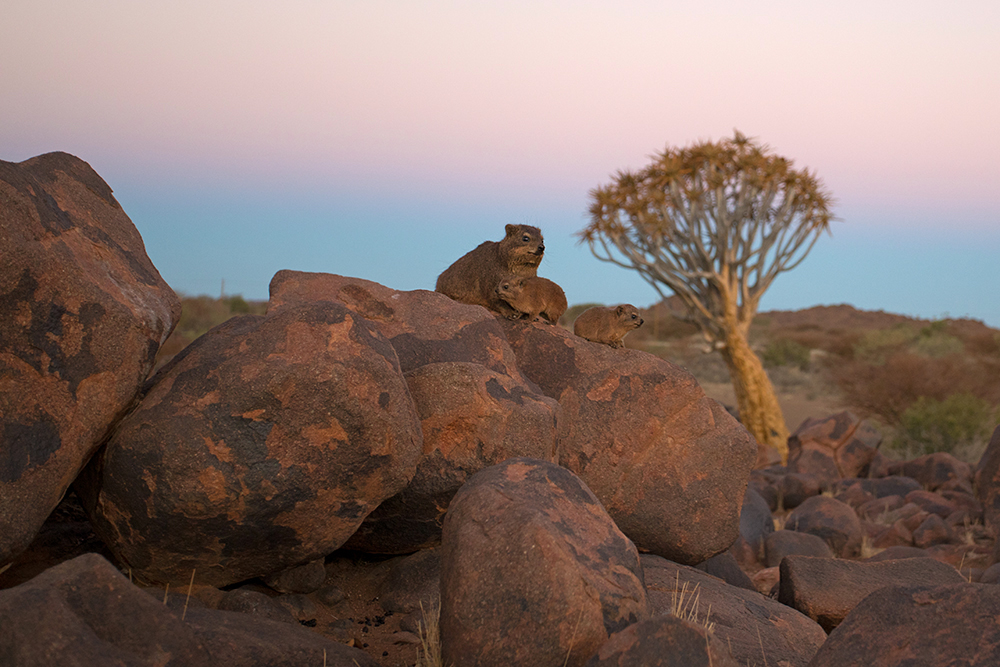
xmin=495 ymin=276 xmax=568 ymax=325
xmin=573 ymin=304 xmax=644 ymax=348
xmin=435 ymin=224 xmax=545 ymax=317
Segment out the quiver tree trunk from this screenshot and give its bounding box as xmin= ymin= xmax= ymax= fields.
xmin=720 ymin=327 xmax=789 ymax=460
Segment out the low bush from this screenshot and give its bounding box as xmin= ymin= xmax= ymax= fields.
xmin=887 ymin=393 xmax=999 ymax=460
xmin=761 ymin=338 xmax=811 ymax=371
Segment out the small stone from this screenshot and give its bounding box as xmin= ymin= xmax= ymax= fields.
xmin=392 ymin=631 xmax=422 ymax=645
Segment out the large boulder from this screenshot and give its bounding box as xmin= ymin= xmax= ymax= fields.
xmin=0 ymin=553 xmax=378 ymax=667
xmin=0 ymin=153 xmax=180 ymax=568
xmin=642 ymin=555 xmax=827 ymax=667
xmin=440 ymin=458 xmax=649 ymax=667
xmin=808 ymin=583 xmax=1000 ymax=666
xmin=786 ymin=411 xmax=881 ymax=485
xmin=267 ymin=270 xmax=529 ymax=378
xmin=268 ymin=271 xmax=561 ymax=553
xmin=75 ymin=302 xmax=423 ymax=587
xmin=344 ymin=360 xmax=559 ymax=553
xmin=777 ymin=555 xmax=965 ymax=631
xmin=500 ymin=319 xmax=756 ymax=564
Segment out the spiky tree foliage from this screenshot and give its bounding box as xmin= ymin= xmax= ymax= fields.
xmin=581 ymin=131 xmax=834 ymax=457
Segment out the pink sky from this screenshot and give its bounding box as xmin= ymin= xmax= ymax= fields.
xmin=3 ymin=1 xmax=999 ymax=323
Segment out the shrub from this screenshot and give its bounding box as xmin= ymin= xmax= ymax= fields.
xmin=761 ymin=338 xmax=811 ymax=371
xmin=890 ymin=393 xmax=999 ymax=459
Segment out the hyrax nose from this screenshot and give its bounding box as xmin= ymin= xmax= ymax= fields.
xmin=538 ymin=244 xmax=545 ymax=253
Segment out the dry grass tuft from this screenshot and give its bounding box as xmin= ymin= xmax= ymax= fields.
xmin=416 ymin=600 xmax=447 ymax=667
xmin=670 ymin=571 xmax=715 ymax=634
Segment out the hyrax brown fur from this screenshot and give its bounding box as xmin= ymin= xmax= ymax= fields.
xmin=435 ymin=224 xmax=545 ymax=317
xmin=495 ymin=275 xmax=568 ymax=325
xmin=573 ymin=304 xmax=644 ymax=348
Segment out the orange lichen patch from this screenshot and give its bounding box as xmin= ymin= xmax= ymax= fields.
xmin=504 ymin=460 xmax=534 ymax=483
xmin=300 ymin=422 xmax=350 ymax=448
xmin=197 ymin=466 xmax=231 ymax=506
xmin=193 ymin=391 xmax=222 ymax=409
xmin=586 ymin=373 xmax=621 ymax=402
xmin=201 ymin=434 xmax=235 ymax=468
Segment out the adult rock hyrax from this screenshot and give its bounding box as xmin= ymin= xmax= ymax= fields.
xmin=435 ymin=224 xmax=545 ymax=317
xmin=573 ymin=304 xmax=644 ymax=348
xmin=495 ymin=275 xmax=568 ymax=325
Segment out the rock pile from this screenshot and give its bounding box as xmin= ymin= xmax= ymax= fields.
xmin=2 ymin=153 xmax=999 ymax=666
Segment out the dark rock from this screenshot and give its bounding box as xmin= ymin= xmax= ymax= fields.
xmin=777 ymin=555 xmax=965 ymax=631
xmin=857 ymin=494 xmax=906 ymax=521
xmin=975 ymin=425 xmax=1000 ymax=546
xmin=764 ymin=530 xmax=834 ymax=568
xmin=834 ymin=482 xmax=875 ymax=511
xmin=785 ymin=495 xmax=863 ymax=558
xmin=314 ymin=584 xmax=346 ymax=608
xmin=76 ymin=302 xmax=423 ymax=587
xmin=981 ymin=563 xmax=1000 ymax=584
xmin=779 ymin=472 xmax=823 ymax=509
xmin=378 ymin=547 xmax=441 ymax=615
xmin=0 ymin=153 xmax=180 ymax=568
xmin=905 ymin=489 xmax=957 ymax=519
xmin=836 ymin=475 xmax=923 ymax=499
xmin=886 ymin=452 xmax=973 ymax=492
xmin=643 ymin=555 xmax=827 ymax=667
xmin=864 ymin=545 xmax=932 ymax=562
xmin=218 ymin=589 xmax=297 ymax=624
xmin=264 ymin=559 xmax=327 ymax=594
xmin=786 ymin=412 xmax=880 ymax=484
xmin=267 ymin=270 xmax=529 ymax=379
xmin=584 ymin=615 xmax=741 ymax=667
xmin=0 ymin=553 xmax=381 ymax=666
xmin=182 ymin=607 xmax=382 ymax=667
xmin=345 ymin=361 xmax=559 ymax=553
xmin=748 ymin=475 xmax=780 ymax=511
xmin=0 ymin=552 xmax=210 ymax=665
xmin=694 ymin=551 xmax=755 ymax=591
xmin=500 ymin=320 xmax=756 ymax=564
xmin=267 ymin=272 xmax=561 ymax=554
xmin=808 ymin=583 xmax=1000 ymax=666
xmin=738 ymin=486 xmax=775 ymax=557
xmin=440 ymin=458 xmax=648 ymax=667
xmin=912 ymin=514 xmax=956 ymax=548
xmin=273 ymin=593 xmax=318 ymax=623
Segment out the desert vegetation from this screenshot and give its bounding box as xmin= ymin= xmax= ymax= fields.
xmin=630 ymin=301 xmax=1000 ymax=463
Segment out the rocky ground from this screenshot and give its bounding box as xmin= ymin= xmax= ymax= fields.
xmin=5 ymin=152 xmax=1000 ymax=667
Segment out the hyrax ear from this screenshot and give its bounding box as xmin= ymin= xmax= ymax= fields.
xmin=615 ymin=305 xmax=627 ymax=316
xmin=505 ymin=224 xmax=518 ymax=237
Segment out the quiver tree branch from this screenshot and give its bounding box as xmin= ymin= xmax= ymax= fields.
xmin=579 ymin=130 xmax=835 ymax=457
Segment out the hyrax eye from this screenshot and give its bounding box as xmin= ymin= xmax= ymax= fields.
xmin=522 ymin=235 xmax=530 ymax=242
xmin=631 ymin=314 xmax=637 ymax=319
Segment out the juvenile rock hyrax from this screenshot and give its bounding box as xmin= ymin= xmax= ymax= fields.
xmin=573 ymin=304 xmax=644 ymax=348
xmin=435 ymin=224 xmax=545 ymax=317
xmin=495 ymin=276 xmax=568 ymax=325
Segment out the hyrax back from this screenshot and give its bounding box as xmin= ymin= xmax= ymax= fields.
xmin=435 ymin=224 xmax=544 ymax=316
xmin=573 ymin=304 xmax=644 ymax=348
xmin=495 ymin=276 xmax=568 ymax=324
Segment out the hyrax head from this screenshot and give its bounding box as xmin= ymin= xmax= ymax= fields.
xmin=495 ymin=275 xmax=526 ymax=302
xmin=502 ymin=224 xmax=545 ymax=267
xmin=616 ymin=304 xmax=644 ymax=329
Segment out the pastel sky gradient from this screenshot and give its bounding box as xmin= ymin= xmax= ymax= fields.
xmin=4 ymin=1 xmax=999 ymax=325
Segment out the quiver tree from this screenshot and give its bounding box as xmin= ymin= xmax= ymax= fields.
xmin=580 ymin=131 xmax=834 ymax=458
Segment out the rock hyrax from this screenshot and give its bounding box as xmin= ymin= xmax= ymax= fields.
xmin=573 ymin=304 xmax=644 ymax=348
xmin=495 ymin=276 xmax=568 ymax=325
xmin=435 ymin=224 xmax=545 ymax=317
